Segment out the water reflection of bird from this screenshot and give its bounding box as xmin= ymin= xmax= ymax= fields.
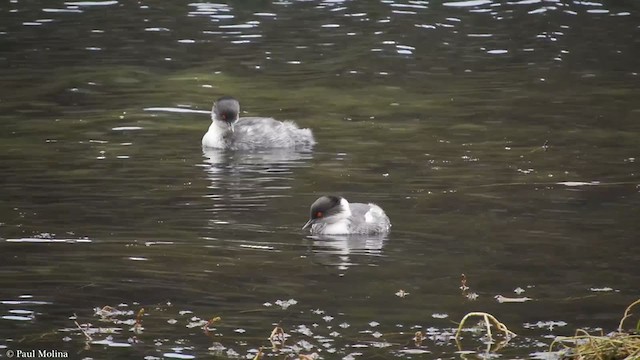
xmin=303 ymin=196 xmax=391 ymax=235
xmin=202 ymin=96 xmax=316 ymax=150
xmin=202 ymin=147 xmax=313 ymax=168
xmin=307 ymin=233 xmax=388 ymax=271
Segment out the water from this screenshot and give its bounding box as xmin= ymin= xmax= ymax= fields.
xmin=1 ymin=0 xmax=639 ymax=359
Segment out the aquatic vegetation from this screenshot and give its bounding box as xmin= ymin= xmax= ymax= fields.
xmin=268 ymin=325 xmax=287 ymax=349
xmin=62 ymin=294 xmax=640 ymax=359
xmin=203 ymin=316 xmax=222 ymax=334
xmin=455 ymin=312 xmax=517 ymax=343
xmin=131 ymin=308 xmax=145 ymax=334
xmin=460 ymin=273 xmax=479 ymax=301
xmin=550 ymin=299 xmax=640 ymax=360
xmin=94 ymin=305 xmax=131 ymax=318
xmin=71 ymin=300 xmax=464 ymax=358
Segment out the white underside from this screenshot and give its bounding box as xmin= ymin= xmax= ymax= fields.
xmin=316 ymin=219 xmax=351 ymax=235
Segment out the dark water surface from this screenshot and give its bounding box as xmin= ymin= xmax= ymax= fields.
xmin=1 ymin=0 xmax=639 ymax=359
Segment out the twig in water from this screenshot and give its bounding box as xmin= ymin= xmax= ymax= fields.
xmin=460 ymin=274 xmax=469 ymax=292
xmin=131 ymin=308 xmax=145 ymax=334
xmin=203 ymin=316 xmax=221 ymax=334
xmin=74 ymin=320 xmax=92 ymax=341
xmin=413 ymin=331 xmax=425 ymax=347
xmin=252 ymin=347 xmax=263 ymax=360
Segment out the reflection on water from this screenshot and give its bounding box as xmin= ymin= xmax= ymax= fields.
xmin=1 ymin=0 xmax=639 ymax=358
xmin=308 ymin=233 xmax=387 ymax=271
xmin=202 ymin=147 xmax=314 ymax=169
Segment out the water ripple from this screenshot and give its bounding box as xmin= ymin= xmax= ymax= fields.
xmin=64 ymin=1 xmax=118 ymax=6
xmin=443 ymin=0 xmax=493 ymax=7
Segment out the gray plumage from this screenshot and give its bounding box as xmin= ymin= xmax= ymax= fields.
xmin=202 ymin=96 xmax=315 ymax=150
xmin=230 ymin=117 xmax=315 ymax=150
xmin=303 ymin=196 xmax=391 ymax=235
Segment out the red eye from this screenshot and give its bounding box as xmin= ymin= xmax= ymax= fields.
xmin=316 ymin=211 xmax=323 ymax=218
xmin=221 ymin=114 xmax=227 ymax=120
